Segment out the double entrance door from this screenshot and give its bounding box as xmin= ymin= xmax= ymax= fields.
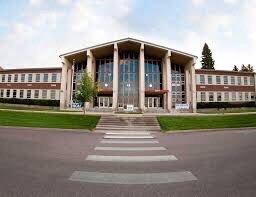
xmin=145 ymin=97 xmax=160 ymax=108
xmin=98 ymin=97 xmax=112 ymax=108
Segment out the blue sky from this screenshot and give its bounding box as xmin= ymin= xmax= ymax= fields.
xmin=0 ymin=0 xmax=255 ymax=70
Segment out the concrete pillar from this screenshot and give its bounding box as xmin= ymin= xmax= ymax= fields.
xmin=185 ymin=65 xmax=191 ymax=104
xmin=60 ymin=57 xmax=69 ymax=109
xmin=86 ymin=49 xmax=93 ymax=110
xmin=165 ymin=50 xmax=172 ymax=112
xmin=66 ymin=68 xmax=72 ymax=107
xmin=112 ymin=43 xmax=119 ymax=110
xmin=139 ymin=43 xmax=145 ymax=111
xmin=190 ymin=58 xmax=197 ymax=113
xmin=254 ymin=73 xmax=256 ymax=103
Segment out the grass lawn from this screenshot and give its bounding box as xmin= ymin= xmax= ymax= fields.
xmin=0 ymin=110 xmax=100 ymax=130
xmin=158 ymin=114 xmax=256 ymax=132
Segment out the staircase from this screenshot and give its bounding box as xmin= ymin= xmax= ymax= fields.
xmin=95 ymin=115 xmax=161 ymax=133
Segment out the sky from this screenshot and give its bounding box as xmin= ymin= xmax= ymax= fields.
xmin=0 ymin=0 xmax=256 ymax=70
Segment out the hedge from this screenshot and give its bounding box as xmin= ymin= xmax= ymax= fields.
xmin=197 ymin=102 xmax=256 ymax=109
xmin=0 ymin=98 xmax=60 ymax=107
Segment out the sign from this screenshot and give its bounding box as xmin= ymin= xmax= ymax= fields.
xmin=175 ymin=104 xmax=189 ymax=110
xmin=72 ymin=101 xmax=82 ymax=108
xmin=126 ymin=104 xmax=134 ymax=111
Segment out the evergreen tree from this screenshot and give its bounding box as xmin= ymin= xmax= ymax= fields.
xmin=201 ymin=43 xmax=215 ymax=70
xmin=233 ymin=65 xmax=238 ymax=71
xmin=247 ymin=64 xmax=254 ymax=72
xmin=76 ymin=72 xmax=98 ymax=114
xmin=240 ymin=64 xmax=249 ymax=72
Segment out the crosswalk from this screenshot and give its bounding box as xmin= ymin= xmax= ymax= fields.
xmin=69 ymin=130 xmax=198 ymax=185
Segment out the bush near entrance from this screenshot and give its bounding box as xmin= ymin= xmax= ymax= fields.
xmin=197 ymin=102 xmax=256 ymax=109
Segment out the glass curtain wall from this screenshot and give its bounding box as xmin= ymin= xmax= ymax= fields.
xmin=171 ymin=64 xmax=186 ymax=107
xmin=144 ymin=58 xmax=163 ymax=108
xmin=72 ymin=61 xmax=87 ymax=102
xmin=118 ymin=52 xmax=139 ymax=109
xmin=95 ymin=58 xmax=113 ymax=108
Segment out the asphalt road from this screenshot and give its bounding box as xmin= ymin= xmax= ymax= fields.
xmin=0 ymin=127 xmax=256 ymax=197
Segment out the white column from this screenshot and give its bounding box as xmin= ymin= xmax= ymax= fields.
xmin=185 ymin=65 xmax=191 ymax=104
xmin=66 ymin=68 xmax=72 ymax=107
xmin=139 ymin=43 xmax=145 ymax=111
xmin=190 ymin=58 xmax=197 ymax=113
xmin=113 ymin=43 xmax=119 ymax=110
xmin=254 ymin=73 xmax=256 ymax=103
xmin=60 ymin=57 xmax=68 ymax=109
xmin=86 ymin=49 xmax=93 ymax=110
xmin=87 ymin=49 xmax=93 ymax=75
xmin=165 ymin=50 xmax=172 ymax=112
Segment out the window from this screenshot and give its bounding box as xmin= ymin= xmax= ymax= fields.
xmin=224 ymin=76 xmax=228 ymax=84
xmin=6 ymin=89 xmax=10 ymax=98
xmin=1 ymin=74 xmax=5 ymax=82
xmin=34 ymin=90 xmax=39 ymax=99
xmin=245 ymin=92 xmax=249 ymax=101
xmin=0 ymin=89 xmax=4 ymax=98
xmin=28 ymin=74 xmax=33 ymax=82
xmin=209 ymin=92 xmax=214 ymax=102
xmin=216 ymin=76 xmax=221 ymax=84
xmin=21 ymin=74 xmax=25 ymax=82
xmin=207 ymin=75 xmax=212 ymax=84
xmin=36 ymin=74 xmax=40 ymax=82
xmin=51 ymin=73 xmax=57 ymax=82
xmin=43 ymin=74 xmax=48 ymax=82
xmin=27 ymin=90 xmax=31 ymax=99
xmin=244 ymin=77 xmax=248 ymax=85
xmin=8 ymin=74 xmax=12 ymax=82
xmin=231 ymin=76 xmax=235 ymax=85
xmin=217 ymin=92 xmax=222 ymax=101
xmin=237 ymin=76 xmax=241 ymax=85
xmin=224 ymin=92 xmax=229 ymax=101
xmin=200 ymin=75 xmax=205 ymax=84
xmin=232 ymin=92 xmax=236 ymax=101
xmin=13 ymin=90 xmax=17 ymax=98
xmin=14 ymin=74 xmax=18 ymax=82
xmin=239 ymin=92 xmax=243 ymax=101
xmin=20 ymin=90 xmax=24 ymax=98
xmin=201 ymin=92 xmax=206 ymax=102
xmin=42 ymin=90 xmax=47 ymax=99
xmin=250 ymin=77 xmax=254 ymax=86
xmin=251 ymin=93 xmax=255 ymax=101
xmin=50 ymin=90 xmax=56 ymax=99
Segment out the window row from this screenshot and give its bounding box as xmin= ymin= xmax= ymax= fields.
xmin=0 ymin=89 xmax=59 ymax=100
xmin=0 ymin=73 xmax=59 ymax=83
xmin=197 ymin=91 xmax=255 ymax=102
xmin=198 ymin=75 xmax=255 ymax=86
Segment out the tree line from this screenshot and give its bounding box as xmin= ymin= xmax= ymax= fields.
xmin=200 ymin=43 xmax=254 ymax=72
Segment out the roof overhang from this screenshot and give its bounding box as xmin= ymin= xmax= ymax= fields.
xmin=59 ymin=37 xmax=197 ymax=62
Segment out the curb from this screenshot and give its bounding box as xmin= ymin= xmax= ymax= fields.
xmin=0 ymin=126 xmax=91 ymax=133
xmin=163 ymin=127 xmax=256 ymax=134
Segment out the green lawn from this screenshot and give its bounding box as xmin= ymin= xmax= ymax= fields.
xmin=0 ymin=110 xmax=100 ymax=130
xmin=158 ymin=114 xmax=256 ymax=132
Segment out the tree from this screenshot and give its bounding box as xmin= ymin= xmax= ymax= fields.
xmin=201 ymin=43 xmax=215 ymax=70
xmin=233 ymin=65 xmax=238 ymax=71
xmin=75 ymin=72 xmax=98 ymax=114
xmin=247 ymin=64 xmax=254 ymax=72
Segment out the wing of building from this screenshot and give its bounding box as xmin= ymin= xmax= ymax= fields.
xmin=0 ymin=38 xmax=255 ymax=113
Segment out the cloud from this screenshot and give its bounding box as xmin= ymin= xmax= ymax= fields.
xmin=56 ymin=0 xmax=71 ymax=5
xmin=29 ymin=0 xmax=43 ymax=6
xmin=192 ymin=0 xmax=206 ymax=6
xmin=224 ymin=0 xmax=239 ymax=4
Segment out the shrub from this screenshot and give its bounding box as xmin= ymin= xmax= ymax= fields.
xmin=0 ymin=98 xmax=60 ymax=107
xmin=197 ymin=102 xmax=256 ymax=109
